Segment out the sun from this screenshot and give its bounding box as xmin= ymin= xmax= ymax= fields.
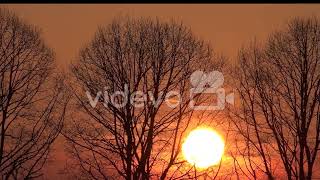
xmin=182 ymin=127 xmax=225 ymax=169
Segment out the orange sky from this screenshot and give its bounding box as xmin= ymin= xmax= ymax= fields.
xmin=3 ymin=4 xmax=320 ymax=69
xmin=2 ymin=4 xmax=320 ymax=179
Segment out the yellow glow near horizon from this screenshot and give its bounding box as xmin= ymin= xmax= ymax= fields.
xmin=182 ymin=127 xmax=225 ymax=169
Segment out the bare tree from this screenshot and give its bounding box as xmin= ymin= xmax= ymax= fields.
xmin=64 ymin=17 xmax=224 ymax=179
xmin=231 ymin=17 xmax=320 ymax=180
xmin=0 ymin=9 xmax=69 ymax=179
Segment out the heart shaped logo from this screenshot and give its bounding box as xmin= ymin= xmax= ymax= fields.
xmin=190 ymin=70 xmax=224 ymax=91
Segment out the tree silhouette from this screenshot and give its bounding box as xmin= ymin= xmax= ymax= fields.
xmin=0 ymin=9 xmax=69 ymax=179
xmin=64 ymin=17 xmax=224 ymax=179
xmin=231 ymin=17 xmax=320 ymax=180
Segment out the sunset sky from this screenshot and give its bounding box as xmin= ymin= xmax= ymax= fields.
xmin=4 ymin=4 xmax=320 ymax=68
xmin=2 ymin=4 xmax=320 ymax=179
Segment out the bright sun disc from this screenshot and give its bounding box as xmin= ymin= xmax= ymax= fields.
xmin=182 ymin=127 xmax=225 ymax=169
